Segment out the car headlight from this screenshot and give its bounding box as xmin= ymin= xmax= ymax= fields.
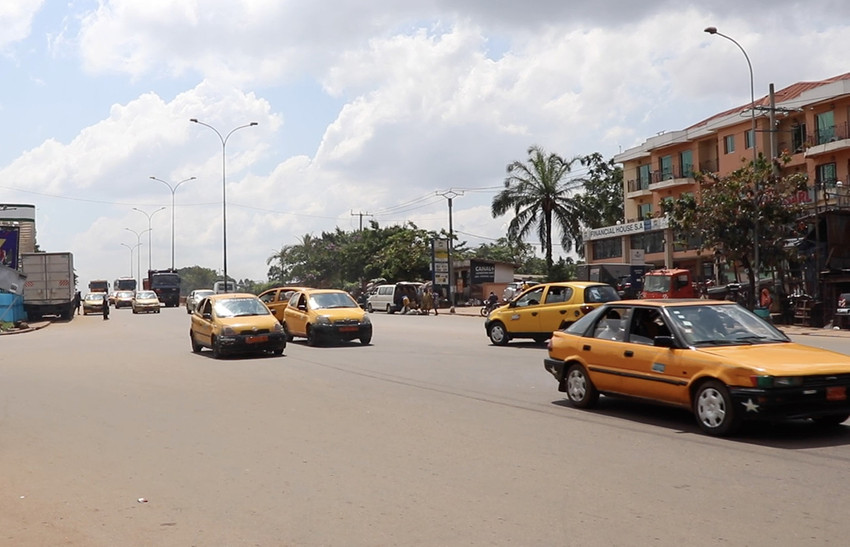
xmin=273 ymin=322 xmax=283 ymax=333
xmin=315 ymin=315 xmax=331 ymax=326
xmin=361 ymin=315 xmax=371 ymax=325
xmin=751 ymin=375 xmax=804 ymax=388
xmin=221 ymin=326 xmax=236 ymax=336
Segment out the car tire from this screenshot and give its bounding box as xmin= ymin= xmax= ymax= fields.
xmin=306 ymin=325 xmax=318 ymax=347
xmin=812 ymin=413 xmax=850 ymax=426
xmin=565 ymin=363 xmax=599 ymax=408
xmin=367 ymin=303 xmax=373 ymax=313
xmin=533 ymin=335 xmax=549 ymax=344
xmin=212 ymin=336 xmax=223 ymax=359
xmin=360 ymin=333 xmax=372 ymax=345
xmin=694 ymin=380 xmax=740 ymax=436
xmin=272 ymin=347 xmax=284 ymax=356
xmin=190 ymin=331 xmax=202 ymax=353
xmin=282 ymin=322 xmax=294 ymax=342
xmin=386 ymin=304 xmax=393 ymax=314
xmin=487 ymin=321 xmax=509 ymax=346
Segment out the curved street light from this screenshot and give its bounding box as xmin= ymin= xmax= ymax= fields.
xmin=133 ymin=207 xmax=166 ymax=276
xmin=189 ymin=118 xmax=258 ymax=292
xmin=704 ymin=26 xmax=761 ymax=301
xmin=119 ymin=242 xmax=139 ymax=278
xmin=124 ymin=227 xmax=151 ymax=288
xmin=150 ymin=176 xmax=196 ymax=270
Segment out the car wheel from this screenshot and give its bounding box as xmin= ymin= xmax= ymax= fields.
xmin=272 ymin=347 xmax=284 ymax=356
xmin=487 ymin=321 xmax=509 ymax=346
xmin=386 ymin=304 xmax=393 ymax=314
xmin=190 ymin=331 xmax=202 ymax=353
xmin=533 ymin=335 xmax=549 ymax=344
xmin=812 ymin=413 xmax=850 ymax=426
xmin=367 ymin=303 xmax=374 ymax=313
xmin=133 ymin=309 xmax=138 ymax=314
xmin=156 ymin=308 xmax=160 ymax=313
xmin=694 ymin=380 xmax=740 ymax=436
xmin=282 ymin=322 xmax=294 ymax=342
xmin=212 ymin=336 xmax=223 ymax=359
xmin=565 ymin=364 xmax=599 ymax=408
xmin=360 ymin=333 xmax=372 ymax=345
xmin=306 ymin=325 xmax=318 ymax=346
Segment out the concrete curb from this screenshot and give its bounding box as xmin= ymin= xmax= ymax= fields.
xmin=0 ymin=320 xmax=51 ymax=336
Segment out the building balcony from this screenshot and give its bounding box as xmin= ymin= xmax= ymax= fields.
xmin=648 ymin=166 xmax=695 ymax=191
xmin=626 ymin=179 xmax=652 ymax=198
xmin=804 ymin=122 xmax=850 ymax=158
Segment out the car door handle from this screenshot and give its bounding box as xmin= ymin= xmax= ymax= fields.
xmin=531 ymin=312 xmax=538 ymax=316
xmin=582 ymin=345 xmax=591 ymax=351
xmin=559 ymin=310 xmax=566 ymax=314
xmin=624 ymin=350 xmax=634 ymax=357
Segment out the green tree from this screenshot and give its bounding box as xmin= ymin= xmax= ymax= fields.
xmin=492 ymin=145 xmax=583 ymax=275
xmin=574 ymin=153 xmax=624 ymax=252
xmin=178 ymin=266 xmax=221 ymax=296
xmin=662 ymin=155 xmax=808 ymax=308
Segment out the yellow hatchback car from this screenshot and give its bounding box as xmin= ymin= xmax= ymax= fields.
xmin=484 ymin=281 xmax=619 ymax=345
xmin=544 ymin=299 xmax=850 ymax=436
xmin=258 ymin=286 xmax=310 ymax=323
xmin=189 ymin=293 xmax=286 ymax=358
xmin=283 ymin=288 xmax=372 ymax=346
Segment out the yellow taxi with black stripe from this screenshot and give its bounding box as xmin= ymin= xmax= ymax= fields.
xmin=283 ymin=288 xmax=372 ymax=346
xmin=485 ymin=281 xmax=619 ymax=345
xmin=544 ymin=299 xmax=850 ymax=436
xmin=189 ymin=293 xmax=286 ymax=358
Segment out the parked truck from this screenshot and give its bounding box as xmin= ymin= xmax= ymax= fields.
xmin=576 ymin=263 xmax=647 ymax=299
xmin=144 ymin=268 xmax=181 ymax=307
xmin=21 ymin=252 xmax=76 ymax=320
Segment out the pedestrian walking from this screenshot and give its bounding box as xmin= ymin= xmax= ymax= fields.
xmin=73 ymin=291 xmax=81 ymax=315
xmin=102 ymin=294 xmax=109 ymax=320
xmin=421 ymin=288 xmax=433 ymax=315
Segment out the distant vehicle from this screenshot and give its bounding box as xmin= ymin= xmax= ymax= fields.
xmin=213 ymin=280 xmax=237 ymax=294
xmin=132 ymin=290 xmax=161 ymax=314
xmin=113 ymin=277 xmax=137 ymax=292
xmin=146 ymin=269 xmax=181 ymax=307
xmin=186 ymin=289 xmax=215 ymax=314
xmin=82 ymin=293 xmax=107 ymax=315
xmin=366 ymin=282 xmax=422 ymax=313
xmin=642 ymin=269 xmax=696 ymax=299
xmin=189 ymin=293 xmax=286 ymax=358
xmin=113 ymin=290 xmax=134 ymax=309
xmin=485 ymin=281 xmax=619 ymax=346
xmin=284 ymin=288 xmax=372 ymax=346
xmin=21 ymin=252 xmax=76 ymax=320
xmin=575 ymin=263 xmax=647 ymax=298
xmin=88 ymin=279 xmax=109 ymax=293
xmin=544 ymin=299 xmax=850 ymax=436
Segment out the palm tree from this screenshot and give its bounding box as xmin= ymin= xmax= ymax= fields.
xmin=491 ymin=145 xmax=583 ymax=273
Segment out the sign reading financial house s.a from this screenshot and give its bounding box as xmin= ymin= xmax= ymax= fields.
xmin=581 ymin=216 xmax=669 ymax=242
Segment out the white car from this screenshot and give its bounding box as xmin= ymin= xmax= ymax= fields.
xmin=186 ymin=289 xmax=215 ymax=314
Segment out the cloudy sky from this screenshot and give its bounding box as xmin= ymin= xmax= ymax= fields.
xmin=2 ymin=1 xmax=849 ymax=289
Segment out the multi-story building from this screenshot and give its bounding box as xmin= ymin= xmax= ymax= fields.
xmin=583 ymin=72 xmax=850 ymax=320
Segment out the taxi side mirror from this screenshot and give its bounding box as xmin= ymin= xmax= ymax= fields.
xmin=202 ymin=312 xmax=211 ymax=320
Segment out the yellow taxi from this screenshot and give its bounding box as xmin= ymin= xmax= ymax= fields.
xmin=258 ymin=286 xmax=310 ymax=322
xmin=283 ymin=288 xmax=372 ymax=346
xmin=484 ymin=281 xmax=619 ymax=345
xmin=189 ymin=293 xmax=286 ymax=358
xmin=544 ymin=299 xmax=850 ymax=436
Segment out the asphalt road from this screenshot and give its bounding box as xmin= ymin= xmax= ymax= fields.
xmin=3 ymin=306 xmax=850 ymax=546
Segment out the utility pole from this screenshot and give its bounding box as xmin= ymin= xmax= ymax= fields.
xmin=437 ymin=189 xmax=463 ymax=313
xmin=350 ymin=210 xmax=373 ymax=231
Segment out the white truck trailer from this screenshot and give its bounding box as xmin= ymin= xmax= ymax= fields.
xmin=21 ymin=252 xmax=76 ymax=321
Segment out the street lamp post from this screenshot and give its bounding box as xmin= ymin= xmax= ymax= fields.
xmin=189 ymin=118 xmax=258 ymax=292
xmin=150 ymin=176 xmax=196 ymax=270
xmin=133 ymin=207 xmax=166 ymax=276
xmin=705 ymin=26 xmax=760 ymax=303
xmin=119 ymin=243 xmax=137 ymax=277
xmin=438 ymin=189 xmax=463 ymax=313
xmin=124 ymin=227 xmax=151 ymax=288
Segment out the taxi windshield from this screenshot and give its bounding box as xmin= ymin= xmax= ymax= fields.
xmin=214 ymin=298 xmax=271 ymax=318
xmin=309 ymin=292 xmax=358 ymax=309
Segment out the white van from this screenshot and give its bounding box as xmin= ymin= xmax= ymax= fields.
xmin=213 ymin=280 xmax=238 ymax=294
xmin=366 ymin=282 xmax=422 ymax=313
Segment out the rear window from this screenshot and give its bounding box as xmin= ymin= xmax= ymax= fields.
xmin=584 ymin=285 xmax=620 ymax=303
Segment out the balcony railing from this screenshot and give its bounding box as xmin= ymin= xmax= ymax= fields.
xmin=807 ymin=121 xmax=850 ymax=147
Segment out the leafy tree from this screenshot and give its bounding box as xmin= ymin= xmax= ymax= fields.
xmin=492 ymin=145 xmax=583 ymax=275
xmin=574 ymin=153 xmax=624 ymax=255
xmin=178 ymin=266 xmax=222 ymax=296
xmin=662 ymin=154 xmax=808 ymax=308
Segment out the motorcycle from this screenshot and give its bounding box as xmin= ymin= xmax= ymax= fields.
xmin=480 ymin=300 xmax=501 ymax=316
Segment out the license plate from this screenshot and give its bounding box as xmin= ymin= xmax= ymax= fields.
xmin=338 ymin=326 xmax=358 ymax=333
xmin=246 ymin=335 xmax=268 ymax=344
xmin=826 ymin=386 xmax=847 ymax=401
